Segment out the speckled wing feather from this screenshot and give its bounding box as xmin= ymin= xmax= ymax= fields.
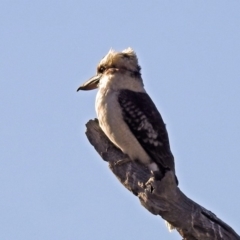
xmin=118 ymin=89 xmax=176 ymax=175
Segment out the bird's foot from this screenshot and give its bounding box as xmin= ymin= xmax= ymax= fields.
xmin=114 ymin=157 xmax=131 ymax=166
xmin=144 ymin=172 xmax=163 ymax=191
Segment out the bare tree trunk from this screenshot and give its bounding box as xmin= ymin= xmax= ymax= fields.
xmin=85 ymin=119 xmax=240 ymax=240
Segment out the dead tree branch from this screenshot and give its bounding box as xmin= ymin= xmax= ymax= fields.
xmin=85 ymin=119 xmax=240 ymax=240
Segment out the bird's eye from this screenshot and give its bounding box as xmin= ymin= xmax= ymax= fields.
xmin=99 ymin=66 xmax=105 ymax=73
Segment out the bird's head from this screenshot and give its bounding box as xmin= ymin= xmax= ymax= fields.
xmin=77 ymin=48 xmax=141 ymax=91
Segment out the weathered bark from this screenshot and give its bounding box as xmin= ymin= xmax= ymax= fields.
xmin=85 ymin=119 xmax=240 ymax=240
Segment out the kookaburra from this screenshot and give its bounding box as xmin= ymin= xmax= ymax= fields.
xmin=77 ymin=48 xmax=178 ymax=184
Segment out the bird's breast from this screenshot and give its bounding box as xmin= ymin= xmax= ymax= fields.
xmin=95 ymin=88 xmax=151 ymax=165
xmin=95 ymin=88 xmax=123 ymax=138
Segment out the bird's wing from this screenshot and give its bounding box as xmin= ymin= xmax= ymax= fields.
xmin=118 ymin=89 xmax=175 ymax=173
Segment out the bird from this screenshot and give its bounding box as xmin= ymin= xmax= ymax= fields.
xmin=77 ymin=48 xmax=178 ymax=184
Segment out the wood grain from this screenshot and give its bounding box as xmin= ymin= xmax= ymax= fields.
xmin=85 ymin=119 xmax=240 ymax=240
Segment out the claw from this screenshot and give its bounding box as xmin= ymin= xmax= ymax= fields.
xmin=114 ymin=157 xmax=131 ymax=166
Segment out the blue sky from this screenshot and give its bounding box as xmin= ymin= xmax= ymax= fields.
xmin=1 ymin=1 xmax=240 ymax=239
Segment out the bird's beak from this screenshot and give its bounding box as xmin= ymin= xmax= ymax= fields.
xmin=77 ymin=74 xmax=101 ymax=91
